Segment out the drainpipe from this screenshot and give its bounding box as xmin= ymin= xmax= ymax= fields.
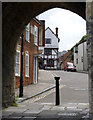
xmin=83 ymin=42 xmax=84 ymax=71
xmin=57 ymin=49 xmax=58 ymax=70
xmin=19 ymin=33 xmax=24 ymax=97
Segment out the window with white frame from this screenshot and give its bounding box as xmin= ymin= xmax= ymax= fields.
xmin=26 ymin=23 xmax=30 ymax=42
xmin=34 ymin=25 xmax=38 ymax=45
xmin=76 ymin=58 xmax=78 ymax=64
xmin=25 ymin=52 xmax=29 ymax=77
xmin=39 ymin=26 xmax=43 ymax=46
xmin=15 ymin=50 xmax=20 ymax=76
xmin=45 ymin=38 xmax=51 ymax=44
xmin=31 ymin=25 xmax=34 ymax=35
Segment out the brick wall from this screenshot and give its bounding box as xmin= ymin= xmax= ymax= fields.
xmin=15 ymin=19 xmax=39 ymax=88
xmin=61 ymin=51 xmax=72 ymax=70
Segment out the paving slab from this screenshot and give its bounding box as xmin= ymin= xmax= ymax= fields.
xmin=2 ymin=117 xmax=21 ymax=120
xmin=35 ymin=118 xmax=58 ymax=120
xmin=40 ymin=105 xmax=51 ymax=110
xmin=9 ymin=113 xmax=23 ymax=117
xmin=37 ymin=110 xmax=58 ymax=117
xmin=22 ymin=113 xmax=38 ymax=117
xmin=21 ymin=117 xmax=36 ymax=120
xmin=35 ymin=117 xmax=59 ymax=120
xmin=51 ymin=106 xmax=65 ymax=111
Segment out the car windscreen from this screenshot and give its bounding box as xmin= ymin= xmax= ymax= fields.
xmin=68 ymin=64 xmax=74 ymax=67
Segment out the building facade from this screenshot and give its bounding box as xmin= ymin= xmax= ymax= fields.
xmin=39 ymin=27 xmax=60 ymax=70
xmin=74 ymin=40 xmax=88 ymax=71
xmin=15 ymin=18 xmax=45 ymax=88
xmin=60 ymin=50 xmax=73 ymax=70
xmin=57 ymin=51 xmax=67 ymax=70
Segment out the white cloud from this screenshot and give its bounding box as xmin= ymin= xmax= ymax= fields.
xmin=38 ymin=8 xmax=86 ymax=51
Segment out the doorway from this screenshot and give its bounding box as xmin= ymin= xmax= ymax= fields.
xmin=33 ymin=57 xmax=38 ymax=84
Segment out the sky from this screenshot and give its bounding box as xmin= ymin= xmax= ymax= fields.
xmin=38 ymin=8 xmax=86 ymax=52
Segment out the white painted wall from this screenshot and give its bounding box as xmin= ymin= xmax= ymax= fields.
xmin=52 ymin=49 xmax=57 ymax=55
xmin=74 ymin=41 xmax=88 ymax=71
xmin=74 ymin=44 xmax=83 ymax=71
xmin=39 ymin=27 xmax=59 ymax=70
xmin=45 ymin=28 xmax=59 ymax=49
xmin=83 ymin=42 xmax=88 ymax=71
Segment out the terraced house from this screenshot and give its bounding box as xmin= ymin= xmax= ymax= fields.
xmin=39 ymin=27 xmax=60 ymax=70
xmin=15 ymin=18 xmax=45 ymax=88
xmin=74 ymin=35 xmax=88 ymax=71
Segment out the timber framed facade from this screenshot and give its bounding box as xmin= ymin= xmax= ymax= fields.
xmin=39 ymin=27 xmax=60 ymax=70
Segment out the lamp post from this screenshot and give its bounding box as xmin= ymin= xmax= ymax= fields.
xmin=19 ymin=33 xmax=24 ymax=97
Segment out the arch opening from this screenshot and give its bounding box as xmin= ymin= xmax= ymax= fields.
xmin=3 ymin=2 xmax=93 ymax=119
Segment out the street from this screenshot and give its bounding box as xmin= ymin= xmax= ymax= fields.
xmin=2 ymin=70 xmax=89 ymax=120
xmin=37 ymin=70 xmax=88 ymax=104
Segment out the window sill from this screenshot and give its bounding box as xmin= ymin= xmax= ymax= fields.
xmin=25 ymin=40 xmax=30 ymax=43
xmin=34 ymin=43 xmax=38 ymax=46
xmin=15 ymin=74 xmax=20 ymax=77
xmin=25 ymin=75 xmax=29 ymax=78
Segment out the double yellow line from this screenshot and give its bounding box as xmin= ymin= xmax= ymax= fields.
xmin=28 ymin=84 xmax=66 ymax=104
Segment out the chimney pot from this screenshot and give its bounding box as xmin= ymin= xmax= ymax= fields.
xmin=55 ymin=27 xmax=58 ymax=37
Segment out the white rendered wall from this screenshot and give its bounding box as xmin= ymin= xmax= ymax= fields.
xmin=83 ymin=42 xmax=88 ymax=71
xmin=74 ymin=44 xmax=83 ymax=71
xmin=74 ymin=41 xmax=87 ymax=71
xmin=45 ymin=28 xmax=59 ymax=49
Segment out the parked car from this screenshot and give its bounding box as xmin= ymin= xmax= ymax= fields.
xmin=64 ymin=62 xmax=76 ymax=72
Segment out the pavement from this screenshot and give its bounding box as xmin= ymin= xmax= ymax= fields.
xmin=2 ymin=102 xmax=90 ymax=120
xmin=15 ymin=81 xmax=56 ymax=103
xmin=2 ymin=70 xmax=90 ymax=120
xmin=76 ymin=70 xmax=88 ymax=74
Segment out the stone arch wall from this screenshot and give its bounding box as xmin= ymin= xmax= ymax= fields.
xmin=2 ymin=2 xmax=86 ymax=107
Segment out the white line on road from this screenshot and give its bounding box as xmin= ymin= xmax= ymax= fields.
xmin=51 ymin=73 xmax=62 ymax=81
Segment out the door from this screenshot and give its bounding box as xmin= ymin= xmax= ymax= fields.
xmin=33 ymin=57 xmax=37 ymax=84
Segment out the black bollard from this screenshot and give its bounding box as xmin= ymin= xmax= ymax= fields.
xmin=54 ymin=76 xmax=60 ymax=105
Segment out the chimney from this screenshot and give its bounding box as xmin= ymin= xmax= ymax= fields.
xmin=55 ymin=27 xmax=58 ymax=37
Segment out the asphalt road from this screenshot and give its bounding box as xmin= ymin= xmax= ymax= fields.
xmin=37 ymin=70 xmax=89 ymax=105
xmin=2 ymin=70 xmax=89 ymax=120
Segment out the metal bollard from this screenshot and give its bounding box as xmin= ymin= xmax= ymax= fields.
xmin=54 ymin=76 xmax=60 ymax=105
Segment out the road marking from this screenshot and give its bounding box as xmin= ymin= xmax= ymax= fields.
xmin=51 ymin=73 xmax=62 ymax=81
xmin=51 ymin=73 xmax=57 ymax=77
xmin=58 ymin=113 xmax=77 ymax=116
xmin=74 ymin=88 xmax=86 ymax=91
xmin=69 ymin=87 xmax=87 ymax=91
xmin=28 ymin=84 xmax=66 ymax=103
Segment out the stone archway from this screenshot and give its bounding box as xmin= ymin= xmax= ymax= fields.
xmin=2 ymin=1 xmax=93 ymax=118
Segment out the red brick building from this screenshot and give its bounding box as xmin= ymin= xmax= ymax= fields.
xmin=60 ymin=50 xmax=73 ymax=70
xmin=15 ymin=18 xmax=45 ymax=88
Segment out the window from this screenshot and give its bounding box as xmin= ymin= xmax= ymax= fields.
xmin=26 ymin=23 xmax=30 ymax=42
xmin=15 ymin=50 xmax=20 ymax=76
xmin=81 ymin=57 xmax=83 ymax=62
xmin=34 ymin=25 xmax=38 ymax=45
xmin=76 ymin=58 xmax=78 ymax=64
xmin=44 ymin=49 xmax=52 ymax=55
xmin=75 ymin=45 xmax=78 ymax=53
xmin=45 ymin=38 xmax=51 ymax=44
xmin=47 ymin=59 xmax=54 ymax=67
xmin=25 ymin=52 xmax=29 ymax=77
xmin=39 ymin=26 xmax=43 ymax=46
